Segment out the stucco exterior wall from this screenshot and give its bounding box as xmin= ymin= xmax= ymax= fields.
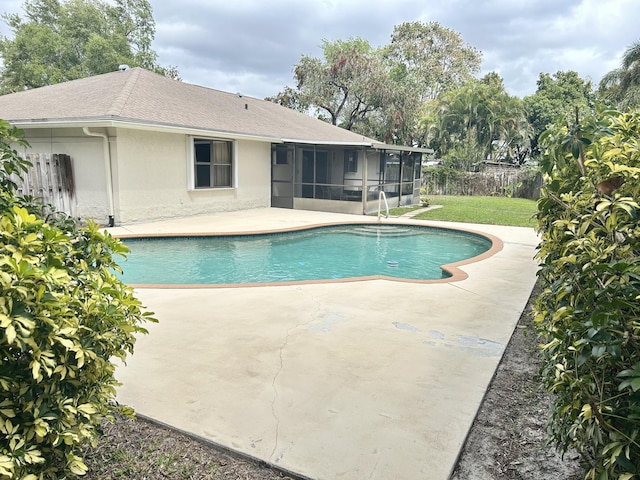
xmin=17 ymin=127 xmax=272 ymax=226
xmin=113 ymin=129 xmax=271 ymax=224
xmin=18 ymin=128 xmax=110 ymax=222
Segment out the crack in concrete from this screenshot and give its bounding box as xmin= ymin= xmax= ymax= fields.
xmin=448 ymin=281 xmax=484 ymax=297
xmin=368 ymin=454 xmax=381 ymax=479
xmin=269 ymin=287 xmax=323 ymax=464
xmin=269 ymin=338 xmax=284 ymax=463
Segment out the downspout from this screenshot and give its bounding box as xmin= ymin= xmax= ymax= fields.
xmin=83 ymin=128 xmax=115 ymax=227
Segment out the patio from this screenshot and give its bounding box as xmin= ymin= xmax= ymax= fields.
xmin=110 ymin=208 xmax=539 ymax=480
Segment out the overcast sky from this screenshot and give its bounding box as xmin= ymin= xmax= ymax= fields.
xmin=1 ymin=0 xmax=639 ymax=100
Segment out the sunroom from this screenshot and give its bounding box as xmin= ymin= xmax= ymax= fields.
xmin=271 ymin=142 xmax=428 ymax=215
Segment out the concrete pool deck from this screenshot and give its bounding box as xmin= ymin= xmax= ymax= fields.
xmin=109 ymin=208 xmax=540 ymax=480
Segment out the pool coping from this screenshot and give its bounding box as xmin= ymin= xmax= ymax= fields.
xmin=111 ymin=208 xmax=541 ymax=480
xmin=113 ymin=220 xmax=504 ymax=288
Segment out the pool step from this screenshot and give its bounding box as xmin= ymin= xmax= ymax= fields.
xmin=347 ymin=225 xmax=417 ymax=238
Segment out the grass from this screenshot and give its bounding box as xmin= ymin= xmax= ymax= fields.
xmin=410 ymin=195 xmax=538 ymax=227
xmin=387 ymin=205 xmax=424 ymax=216
xmin=82 ymin=415 xmax=291 ymax=480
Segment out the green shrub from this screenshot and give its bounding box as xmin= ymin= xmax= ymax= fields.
xmin=535 ymin=109 xmax=640 ymax=479
xmin=0 ymin=120 xmax=156 ymax=479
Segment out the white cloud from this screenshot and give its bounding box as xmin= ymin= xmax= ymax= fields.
xmin=1 ymin=0 xmax=639 ymax=99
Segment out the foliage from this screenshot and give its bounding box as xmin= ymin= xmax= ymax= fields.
xmin=411 ymin=194 xmax=537 ymax=227
xmin=269 ymin=21 xmax=482 ymax=147
xmin=356 ymin=59 xmax=424 ymax=146
xmin=422 ymin=164 xmax=468 ymax=188
xmin=374 ymin=21 xmax=482 ymax=146
xmin=264 ymin=86 xmax=308 ymax=114
xmin=534 ymin=109 xmax=640 ymax=479
xmin=0 ymin=0 xmax=178 ymax=93
xmin=0 ymin=119 xmax=156 ymax=479
xmin=0 ymin=122 xmax=30 ymax=194
xmin=269 ymin=37 xmax=388 ymax=132
xmin=383 ymin=21 xmax=481 ymax=102
xmin=523 ymin=70 xmax=595 ymax=156
xmin=422 ymin=75 xmax=530 ymax=170
xmin=599 ymin=39 xmax=640 ymax=111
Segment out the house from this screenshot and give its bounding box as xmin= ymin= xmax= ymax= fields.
xmin=0 ymin=67 xmax=429 ymax=225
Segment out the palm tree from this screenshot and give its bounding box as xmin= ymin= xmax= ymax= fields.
xmin=491 ymin=96 xmax=531 ymax=164
xmin=599 ymin=40 xmax=640 ymax=110
xmin=421 ymin=77 xmax=530 ymax=169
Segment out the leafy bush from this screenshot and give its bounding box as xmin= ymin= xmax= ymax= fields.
xmin=535 ymin=109 xmax=640 ymax=479
xmin=0 ymin=120 xmax=156 ymax=479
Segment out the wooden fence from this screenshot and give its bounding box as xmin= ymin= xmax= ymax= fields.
xmin=12 ymin=153 xmax=75 ymax=216
xmin=422 ymin=166 xmax=543 ymax=199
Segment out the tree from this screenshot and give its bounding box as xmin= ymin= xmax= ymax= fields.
xmin=373 ymin=21 xmax=482 ymax=147
xmin=0 ymin=119 xmax=156 ymax=478
xmin=0 ymin=0 xmax=177 ymax=93
xmin=383 ymin=21 xmax=482 ymax=102
xmin=269 ymin=22 xmax=483 ymax=147
xmin=364 ymin=59 xmax=426 ymax=146
xmin=599 ymin=39 xmax=640 ymax=111
xmin=264 ymin=86 xmax=308 ymax=113
xmin=535 ymin=108 xmax=640 ymax=479
xmin=283 ymin=37 xmax=389 ymax=132
xmin=109 ymin=0 xmax=157 ymax=70
xmin=523 ymin=70 xmax=594 ymax=156
xmin=422 ymin=75 xmax=530 ymax=170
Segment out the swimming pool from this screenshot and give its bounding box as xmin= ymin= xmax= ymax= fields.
xmin=118 ymin=224 xmax=494 ymax=286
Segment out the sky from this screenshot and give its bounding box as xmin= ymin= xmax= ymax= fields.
xmin=1 ymin=0 xmax=639 ymax=100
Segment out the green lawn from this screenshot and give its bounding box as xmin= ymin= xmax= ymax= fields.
xmin=411 ymin=195 xmax=538 ymax=227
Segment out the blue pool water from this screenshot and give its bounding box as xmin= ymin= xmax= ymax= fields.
xmin=119 ymin=224 xmax=492 ymax=285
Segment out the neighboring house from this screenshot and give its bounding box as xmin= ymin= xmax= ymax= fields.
xmin=0 ymin=67 xmax=429 ymax=225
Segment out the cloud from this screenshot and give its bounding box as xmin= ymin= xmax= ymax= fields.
xmin=1 ymin=0 xmax=639 ymax=99
xmin=151 ymin=0 xmax=441 ymax=97
xmin=424 ymin=0 xmax=638 ymax=96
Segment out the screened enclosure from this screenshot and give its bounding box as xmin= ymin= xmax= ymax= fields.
xmin=271 ymin=143 xmax=423 ymax=214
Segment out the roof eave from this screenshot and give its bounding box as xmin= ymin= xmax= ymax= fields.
xmin=9 ymin=117 xmax=284 ymax=143
xmin=8 ymin=118 xmax=433 ymax=153
xmin=281 ymin=138 xmax=374 ymax=147
xmin=280 ymin=139 xmax=433 ymax=154
xmin=371 ymin=142 xmax=434 ymax=154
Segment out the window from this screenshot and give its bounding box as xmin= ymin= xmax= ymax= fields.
xmin=194 ymin=138 xmax=232 ymax=188
xmin=344 ymin=150 xmax=358 ymax=173
xmin=273 ymin=145 xmax=291 ymax=165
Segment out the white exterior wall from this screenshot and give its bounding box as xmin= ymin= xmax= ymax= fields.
xmin=232 ymin=137 xmax=272 ymax=210
xmin=113 ymin=129 xmax=271 ymax=224
xmin=18 ymin=128 xmax=109 ymax=222
xmin=17 ymin=127 xmax=272 ymax=226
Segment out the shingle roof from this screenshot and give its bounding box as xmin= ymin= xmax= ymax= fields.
xmin=0 ymin=67 xmax=380 ymax=145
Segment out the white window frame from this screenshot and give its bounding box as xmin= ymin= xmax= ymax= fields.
xmin=188 ymin=136 xmax=236 ymax=189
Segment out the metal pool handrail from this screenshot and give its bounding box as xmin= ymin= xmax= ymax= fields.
xmin=378 ymin=190 xmax=389 ymax=219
